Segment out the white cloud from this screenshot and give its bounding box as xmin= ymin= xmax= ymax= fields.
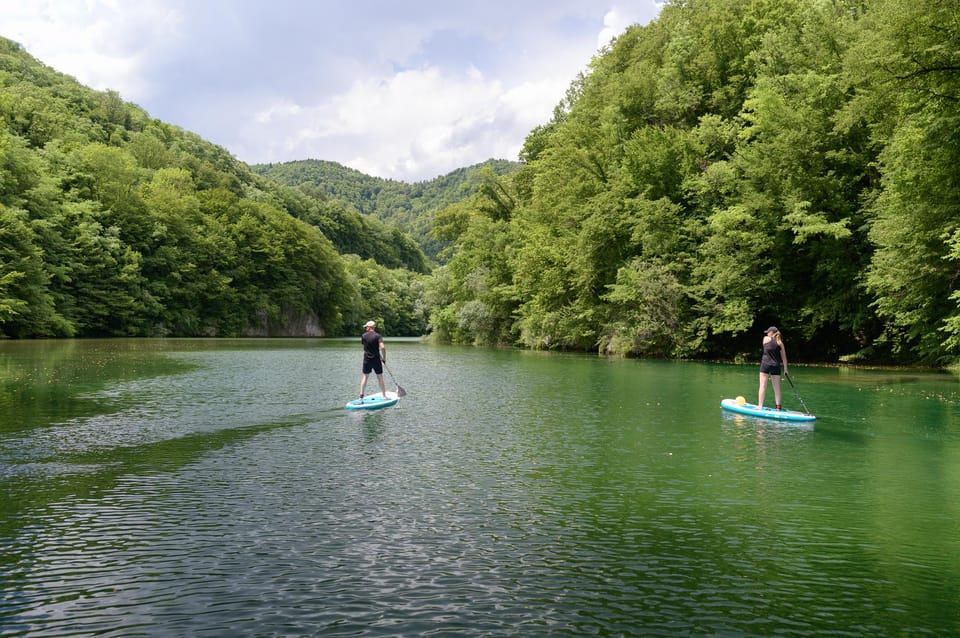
xmin=255 ymin=101 xmax=302 ymax=125
xmin=598 ymin=7 xmax=631 ymax=49
xmin=1 ymin=1 xmax=664 ymax=181
xmin=238 ymin=65 xmax=521 ymax=180
xmin=2 ymin=0 xmax=183 ymax=103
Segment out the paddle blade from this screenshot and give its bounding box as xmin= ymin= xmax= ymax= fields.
xmin=396 ymin=384 xmax=407 ymax=398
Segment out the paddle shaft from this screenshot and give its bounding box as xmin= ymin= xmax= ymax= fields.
xmin=784 ymin=372 xmax=811 ymax=414
xmin=383 ymin=361 xmax=407 ymax=397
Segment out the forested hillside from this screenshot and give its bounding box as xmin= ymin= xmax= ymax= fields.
xmin=4 ymin=0 xmax=959 ymax=365
xmin=254 ymin=158 xmax=520 ymax=261
xmin=0 ymin=36 xmax=428 ymax=338
xmin=426 ymin=0 xmax=960 ymax=365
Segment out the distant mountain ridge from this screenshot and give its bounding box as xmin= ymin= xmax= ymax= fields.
xmin=253 ymin=158 xmax=521 ymax=260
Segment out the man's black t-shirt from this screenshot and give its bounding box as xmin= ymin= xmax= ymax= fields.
xmin=362 ymin=330 xmax=382 ymax=362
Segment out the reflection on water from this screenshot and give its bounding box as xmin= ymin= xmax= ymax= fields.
xmin=1 ymin=339 xmax=958 ymax=636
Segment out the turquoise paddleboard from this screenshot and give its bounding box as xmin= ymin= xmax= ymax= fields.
xmin=720 ymin=398 xmax=815 ymax=422
xmin=345 ymin=391 xmax=399 ymax=410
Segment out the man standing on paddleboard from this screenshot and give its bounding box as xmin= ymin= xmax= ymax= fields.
xmin=359 ymin=320 xmax=388 ymax=400
xmin=758 ymin=326 xmax=788 ymax=410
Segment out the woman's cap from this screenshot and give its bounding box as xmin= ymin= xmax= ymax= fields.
xmin=364 ymin=320 xmax=376 ymax=328
xmin=766 ymin=326 xmax=778 ymax=333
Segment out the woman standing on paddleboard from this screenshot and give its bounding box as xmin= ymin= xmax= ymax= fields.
xmin=758 ymin=326 xmax=788 ymax=410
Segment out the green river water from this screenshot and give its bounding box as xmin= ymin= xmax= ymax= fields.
xmin=1 ymin=338 xmax=958 ymax=636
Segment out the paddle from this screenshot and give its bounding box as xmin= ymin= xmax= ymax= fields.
xmin=784 ymin=371 xmax=811 ymax=414
xmin=383 ymin=361 xmax=407 ymax=397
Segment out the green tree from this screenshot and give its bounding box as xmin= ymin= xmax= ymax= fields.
xmin=427 ymin=185 xmax=519 ymax=346
xmin=0 ymin=37 xmax=366 ymax=338
xmin=851 ymin=0 xmax=960 ymax=363
xmin=61 ymin=204 xmax=149 ymax=335
xmin=0 ymin=204 xmax=70 ymax=336
xmin=341 ymin=255 xmax=427 ymax=337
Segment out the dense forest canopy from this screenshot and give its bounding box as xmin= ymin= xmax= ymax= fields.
xmin=426 ymin=0 xmax=960 ymax=366
xmin=3 ymin=0 xmax=960 ymax=367
xmin=254 ymin=158 xmax=520 ymax=261
xmin=0 ymin=35 xmax=432 ymax=338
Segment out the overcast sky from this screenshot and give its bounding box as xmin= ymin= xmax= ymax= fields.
xmin=3 ymin=1 xmax=663 ymax=182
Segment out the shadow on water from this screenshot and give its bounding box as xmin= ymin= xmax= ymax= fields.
xmin=0 ymin=415 xmax=313 ymax=528
xmin=0 ymin=340 xmax=198 ymax=436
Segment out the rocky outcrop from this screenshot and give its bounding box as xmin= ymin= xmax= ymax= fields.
xmin=241 ymin=309 xmax=326 ymax=337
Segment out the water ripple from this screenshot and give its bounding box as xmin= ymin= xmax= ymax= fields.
xmin=2 ymin=343 xmax=958 ymax=636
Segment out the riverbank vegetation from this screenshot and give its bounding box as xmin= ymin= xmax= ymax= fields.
xmin=2 ymin=0 xmax=959 ymax=366
xmin=425 ymin=0 xmax=960 ymax=366
xmin=0 ymin=36 xmax=429 ymax=338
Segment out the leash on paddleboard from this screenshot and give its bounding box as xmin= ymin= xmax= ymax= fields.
xmin=784 ymin=372 xmax=811 ymax=414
